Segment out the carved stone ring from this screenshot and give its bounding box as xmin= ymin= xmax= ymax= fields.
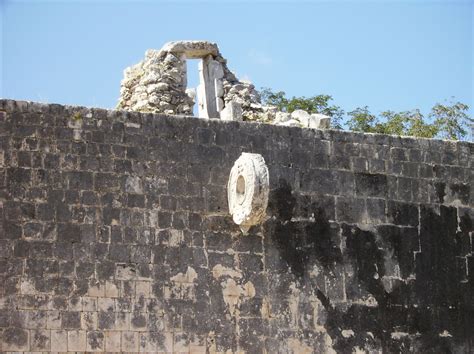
xmin=227 ymin=153 xmax=269 ymax=233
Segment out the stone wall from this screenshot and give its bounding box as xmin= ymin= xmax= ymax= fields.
xmin=0 ymin=99 xmax=473 ymax=353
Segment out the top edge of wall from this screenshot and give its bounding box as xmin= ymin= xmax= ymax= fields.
xmin=1 ymin=98 xmax=472 ymax=148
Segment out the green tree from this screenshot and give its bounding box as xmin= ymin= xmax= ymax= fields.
xmin=346 ymin=106 xmax=378 ymax=133
xmin=430 ymin=100 xmax=473 ymax=140
xmin=260 ymin=88 xmax=288 ymax=112
xmin=345 ymin=103 xmax=472 ymax=140
xmin=260 ymin=88 xmax=345 ymax=129
xmin=346 ymin=108 xmax=439 ymax=138
xmin=405 ymin=109 xmax=439 ymax=138
xmin=261 ymin=88 xmax=472 ymax=141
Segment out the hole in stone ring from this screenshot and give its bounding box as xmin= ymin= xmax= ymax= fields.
xmin=236 ymin=175 xmax=246 ymax=204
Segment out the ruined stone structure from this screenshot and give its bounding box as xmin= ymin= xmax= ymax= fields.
xmin=0 ymin=99 xmax=473 ymax=353
xmin=117 ymin=41 xmax=262 ymax=121
xmin=117 ymin=41 xmax=331 ymax=129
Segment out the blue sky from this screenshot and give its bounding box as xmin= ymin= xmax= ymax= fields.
xmin=1 ymin=0 xmax=473 ymax=120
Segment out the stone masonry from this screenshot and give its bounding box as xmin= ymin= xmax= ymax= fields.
xmin=117 ymin=41 xmax=262 ymax=120
xmin=117 ymin=40 xmax=332 ymax=129
xmin=0 ymin=99 xmax=473 ymax=352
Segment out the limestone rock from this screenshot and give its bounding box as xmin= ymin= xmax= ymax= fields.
xmin=291 ymin=110 xmax=311 ymax=127
xmin=146 ymin=83 xmax=169 ymax=94
xmin=275 ymin=112 xmax=291 ymax=123
xmin=161 ymin=40 xmax=219 ymax=59
xmin=216 ymin=97 xmax=225 ymax=112
xmin=309 ymin=113 xmax=331 ymax=129
xmin=221 ymin=101 xmax=243 ymax=121
xmin=186 ymin=88 xmax=196 ymax=102
xmin=215 ymin=79 xmax=224 ymax=97
xmin=148 ymin=95 xmax=161 ymax=105
xmin=227 ymin=153 xmax=269 ymax=234
xmin=279 ymin=119 xmax=301 ymax=127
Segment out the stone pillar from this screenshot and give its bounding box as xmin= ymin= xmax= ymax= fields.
xmin=198 ymin=55 xmax=224 ymax=118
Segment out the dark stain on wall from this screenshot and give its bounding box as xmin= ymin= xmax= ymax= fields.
xmin=268 ymin=179 xmax=342 ymax=277
xmin=434 ymin=182 xmax=446 ymax=203
xmin=268 ymin=180 xmax=473 ymax=353
xmin=449 ymin=183 xmax=470 ymax=205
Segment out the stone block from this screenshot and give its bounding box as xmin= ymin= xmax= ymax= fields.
xmin=25 ymin=310 xmax=48 ymax=329
xmin=3 ymin=221 xmax=22 ymax=240
xmin=2 ymin=327 xmax=29 ymax=351
xmin=86 ymin=330 xmax=104 ymax=352
xmin=108 ymin=244 xmax=130 ymax=262
xmin=130 ymin=311 xmax=147 ymax=329
xmin=61 ymin=311 xmax=81 ymax=329
xmin=105 ymin=330 xmax=121 ymax=352
xmin=47 ymin=311 xmax=61 ymax=329
xmin=67 ymin=171 xmax=93 ymax=190
xmin=355 ymin=172 xmax=387 ymax=198
xmin=309 ymin=113 xmax=331 ymax=129
xmin=397 ymin=177 xmax=414 ymax=201
xmin=351 ymin=156 xmax=369 ymax=172
xmin=387 ymin=201 xmax=419 ymax=226
xmin=115 ymin=312 xmax=130 ymax=330
xmin=116 ymin=263 xmax=137 ymax=280
xmin=98 ymin=311 xmax=115 ymax=330
xmin=88 ymin=280 xmax=106 ymax=297
xmin=139 ymin=331 xmax=173 ymax=352
xmin=366 ymin=198 xmax=386 ymax=224
xmin=30 ymin=329 xmax=50 ymax=351
xmin=220 ymin=100 xmax=242 ymax=121
xmin=390 ymin=147 xmax=408 ymax=161
xmin=95 ymin=260 xmax=113 ymax=280
xmin=121 ymin=331 xmax=139 ymax=352
xmin=105 ymin=280 xmax=120 ymax=298
xmin=136 ymin=280 xmax=151 ymax=298
xmin=67 ymin=330 xmax=86 ymax=351
xmin=81 ymin=312 xmax=98 ymax=330
xmin=290 ymin=109 xmax=310 ymax=127
xmin=57 ymin=223 xmax=82 ymax=243
xmin=368 ymin=158 xmax=385 ymax=173
xmin=208 ymin=59 xmax=224 ymax=79
xmin=50 ymin=329 xmax=67 ymax=351
xmin=97 ymin=297 xmax=115 ymax=312
xmin=335 ymin=196 xmax=366 ymax=224
xmin=216 ymin=97 xmax=224 ymax=112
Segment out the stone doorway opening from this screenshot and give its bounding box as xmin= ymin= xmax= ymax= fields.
xmin=185 ymin=59 xmax=200 ymax=116
xmin=180 ymin=53 xmax=225 ymax=119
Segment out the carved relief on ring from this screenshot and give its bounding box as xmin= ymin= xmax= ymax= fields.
xmin=227 ymin=153 xmax=269 ymax=233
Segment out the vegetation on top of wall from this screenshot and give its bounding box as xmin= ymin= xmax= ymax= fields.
xmin=71 ymin=112 xmax=83 ymax=121
xmin=260 ymin=88 xmax=473 ymax=141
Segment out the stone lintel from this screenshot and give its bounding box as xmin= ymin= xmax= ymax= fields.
xmin=161 ymin=40 xmax=219 ymax=59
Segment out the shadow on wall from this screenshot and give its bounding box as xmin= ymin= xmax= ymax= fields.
xmin=266 ymin=179 xmax=473 ymax=353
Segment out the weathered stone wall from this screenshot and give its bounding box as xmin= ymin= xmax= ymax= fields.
xmin=0 ymin=99 xmax=473 ymax=353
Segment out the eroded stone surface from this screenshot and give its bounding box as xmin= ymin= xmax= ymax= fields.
xmin=227 ymin=153 xmax=270 ymax=233
xmin=1 ymin=99 xmax=473 ymax=353
xmin=220 ymin=100 xmax=243 ymax=121
xmin=161 ymin=40 xmax=219 ymax=58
